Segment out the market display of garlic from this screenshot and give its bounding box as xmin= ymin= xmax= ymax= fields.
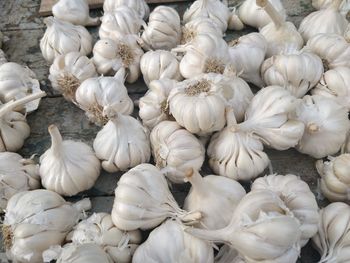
xmin=40 ymin=17 xmax=92 ymax=63
xmin=0 ymin=152 xmax=40 ymax=211
xmin=49 ymin=52 xmax=97 ymax=101
xmin=295 ymin=95 xmax=350 ymax=158
xmin=75 ymin=68 xmax=133 ymax=126
xmin=52 ymin=0 xmax=99 ymax=26
xmin=3 ymin=189 xmax=91 ymax=263
xmin=111 ymin=164 xmax=201 ymax=231
xmin=133 ymin=219 xmax=214 ymax=263
xmin=103 ymin=0 xmax=150 ymax=20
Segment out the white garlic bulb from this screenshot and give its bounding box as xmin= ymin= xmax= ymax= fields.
xmin=312 ymin=0 xmax=350 ymax=16
xmin=228 ymin=8 xmax=245 ymax=31
xmin=184 ymin=169 xmax=246 ymax=230
xmin=133 ymin=220 xmax=214 ymax=263
xmin=141 ymin=6 xmax=181 ymax=51
xmin=139 ymin=79 xmax=177 ymax=130
xmin=3 ymin=190 xmax=91 ymax=263
xmin=312 ymin=202 xmax=350 ymax=262
xmin=238 ymin=0 xmax=287 ymax=29
xmin=0 ymin=62 xmax=42 ymax=112
xmin=103 ymin=0 xmax=150 ymax=20
xmin=0 ymin=152 xmax=40 ymax=211
xmin=52 ymin=0 xmax=99 ymax=26
xmin=111 ymin=164 xmax=201 ymax=231
xmin=40 ymin=125 xmax=100 ymax=197
xmin=49 ymin=52 xmax=97 ymax=102
xmin=150 ymin=121 xmax=205 ymax=184
xmin=295 ymin=95 xmax=350 ymax=158
xmin=75 ymin=69 xmax=133 ymax=126
xmin=261 ymin=49 xmax=324 ymax=98
xmin=228 ymin=33 xmax=267 ymax=87
xmin=140 ymin=50 xmax=182 ymax=86
xmin=93 ymin=113 xmax=150 ymax=173
xmin=92 ymin=36 xmax=143 ymax=83
xmin=40 ymin=17 xmax=92 ymax=63
xmin=0 ymin=49 xmax=7 ymax=65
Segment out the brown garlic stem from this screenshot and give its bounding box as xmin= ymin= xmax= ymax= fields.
xmin=48 ymin=124 xmax=63 ymax=154
xmin=185 ymin=169 xmax=206 ymax=196
xmin=256 ymin=0 xmax=284 ymax=28
xmin=307 ymin=123 xmax=320 ymax=133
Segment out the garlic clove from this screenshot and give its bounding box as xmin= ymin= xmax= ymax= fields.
xmin=228 ymin=8 xmax=244 ymax=31
xmin=103 ymin=0 xmax=150 ymax=20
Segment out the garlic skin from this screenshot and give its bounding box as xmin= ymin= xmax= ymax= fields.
xmin=150 ymin=121 xmax=205 ymax=184
xmin=0 ymin=62 xmax=42 ymax=113
xmin=238 ymin=0 xmax=287 ymax=29
xmin=0 ymin=152 xmax=40 ymax=211
xmin=261 ymin=50 xmax=324 ymax=98
xmin=92 ymin=36 xmax=143 ymax=83
xmin=215 ymin=245 xmax=244 ymax=263
xmin=52 ymin=0 xmax=99 ymax=26
xmin=93 ymin=113 xmax=150 ymax=173
xmin=40 ymin=125 xmax=100 ymax=197
xmin=251 ymin=174 xmax=319 ymax=247
xmin=133 ymin=220 xmax=214 ymax=263
xmin=312 ymin=202 xmax=350 ymax=262
xmin=103 ymin=0 xmax=150 ymax=20
xmin=40 ymin=17 xmax=92 ymax=63
xmin=49 ymin=52 xmax=97 ymax=102
xmin=111 ymin=164 xmax=201 ymax=231
xmin=4 ymin=190 xmax=91 ymax=263
xmin=312 ymin=0 xmax=350 ymax=16
xmin=75 ymin=69 xmax=133 ymax=126
xmin=228 ymin=8 xmax=244 ymax=31
xmin=139 ymin=79 xmax=177 ymax=130
xmin=295 ymin=95 xmax=350 ymax=158
xmin=228 ymin=33 xmax=267 ymax=87
xmin=184 ymin=169 xmax=246 ymax=230
xmin=140 ymin=50 xmax=182 ymax=86
xmin=0 ymin=49 xmax=7 ymax=65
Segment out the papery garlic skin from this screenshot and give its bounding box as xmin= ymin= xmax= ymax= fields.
xmin=111 ymin=164 xmax=201 ymax=231
xmin=215 ymin=245 xmax=244 ymax=263
xmin=261 ymin=50 xmax=324 ymax=98
xmin=0 ymin=152 xmax=40 ymax=211
xmin=150 ymin=121 xmax=205 ymax=184
xmin=40 ymin=17 xmax=92 ymax=63
xmin=103 ymin=0 xmax=150 ymax=20
xmin=312 ymin=0 xmax=350 ymax=16
xmin=49 ymin=52 xmax=97 ymax=101
xmin=93 ymin=114 xmax=150 ymax=173
xmin=228 ymin=8 xmax=244 ymax=31
xmin=140 ymin=50 xmax=182 ymax=86
xmin=295 ymin=95 xmax=350 ymax=158
xmin=133 ymin=220 xmax=214 ymax=263
xmin=75 ymin=69 xmax=133 ymax=126
xmin=4 ymin=190 xmax=91 ymax=263
xmin=141 ymin=6 xmax=181 ymax=51
xmin=52 ymin=0 xmax=99 ymax=26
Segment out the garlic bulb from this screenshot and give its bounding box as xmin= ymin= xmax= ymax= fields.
xmin=133 ymin=219 xmax=214 ymax=263
xmin=306 ymin=33 xmax=350 ymax=70
xmin=0 ymin=152 xmax=40 ymax=211
xmin=261 ymin=49 xmax=324 ymax=98
xmin=40 ymin=125 xmax=100 ymax=197
xmin=0 ymin=62 xmax=42 ymax=112
xmin=52 ymin=0 xmax=99 ymax=26
xmin=75 ymin=69 xmax=133 ymax=126
xmin=184 ymin=169 xmax=246 ymax=230
xmin=299 ymin=0 xmax=348 ymax=42
xmin=257 ymin=0 xmax=304 ymax=57
xmin=312 ymin=202 xmax=350 ymax=262
xmin=92 ymin=36 xmax=143 ymax=83
xmin=49 ymin=52 xmax=97 ymax=102
xmin=312 ymin=0 xmax=350 ymax=16
xmin=66 ymin=213 xmax=141 ymax=262
xmin=93 ymin=113 xmax=150 ymax=173
xmin=139 ymin=79 xmax=177 ymax=129
xmin=228 ymin=8 xmax=244 ymax=31
xmin=295 ymin=95 xmax=350 ymax=158
xmin=3 ymin=190 xmax=91 ymax=263
xmin=111 ymin=164 xmax=201 ymax=231
xmin=312 ymin=67 xmax=350 ymax=109
xmin=316 ymin=154 xmax=350 ymax=201
xmin=0 ymin=49 xmax=7 ymax=65
xmin=99 ymin=7 xmax=142 ymax=41
xmin=228 ymin=33 xmax=267 ymax=87
xmin=103 ymin=0 xmax=150 ymax=20
xmin=40 ymin=17 xmax=92 ymax=63
xmin=150 ymin=121 xmax=205 ymax=184
xmin=238 ymin=0 xmax=287 ymax=29
xmin=251 ymin=174 xmax=319 ymax=247
xmin=0 ymin=92 xmax=46 ymax=152
xmin=140 ymin=50 xmax=182 ymax=86
xmin=141 ymin=6 xmax=181 ymax=51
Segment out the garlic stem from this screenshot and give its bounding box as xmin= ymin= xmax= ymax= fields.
xmin=48 ymin=124 xmax=63 ymax=155
xmin=185 ymin=169 xmax=206 ymax=196
xmin=86 ymin=17 xmax=100 ymax=27
xmin=178 ymin=210 xmax=202 ymax=225
xmin=114 ymin=67 xmax=126 ymax=82
xmin=225 ymin=108 xmax=238 ymax=128
xmin=185 ymin=226 xmax=229 ymax=243
xmin=256 ymin=0 xmax=284 ymax=28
